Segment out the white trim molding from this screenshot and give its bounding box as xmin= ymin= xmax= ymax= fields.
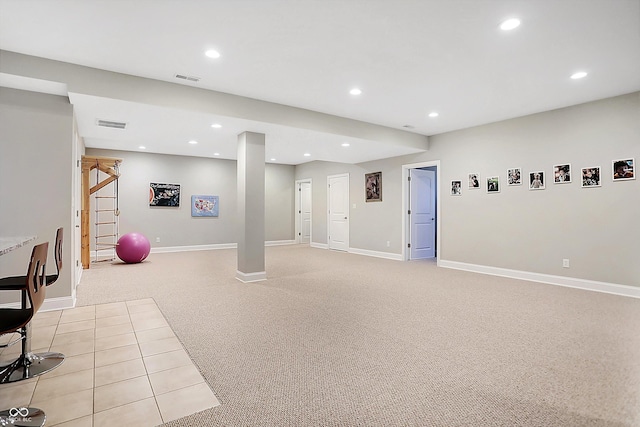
xmin=439 ymin=260 xmax=640 ymax=299
xmin=91 ymin=240 xmax=297 ymax=258
xmin=348 ymin=247 xmax=403 ymax=261
xmin=0 ymin=295 xmax=75 ymax=312
xmin=310 ymin=242 xmax=329 ymax=250
xmin=236 ymin=270 xmax=267 ymax=283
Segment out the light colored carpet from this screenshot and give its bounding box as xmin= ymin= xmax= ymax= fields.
xmin=77 ymin=245 xmax=640 ymax=426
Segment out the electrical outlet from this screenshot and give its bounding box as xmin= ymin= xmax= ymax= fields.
xmin=156 ymin=237 xmax=161 ymax=243
xmin=563 ymin=259 xmax=570 ymax=268
xmin=353 ymin=203 xmax=356 ymax=209
xmin=386 ymin=241 xmax=390 ymax=247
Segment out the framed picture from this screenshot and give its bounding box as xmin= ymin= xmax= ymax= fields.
xmin=529 ymin=171 xmax=545 ymax=190
xmin=581 ymin=166 xmax=601 ymax=187
xmin=468 ymin=173 xmax=480 ymax=189
xmin=451 ymin=180 xmax=462 ymax=195
xmin=487 ymin=176 xmax=500 ymax=193
xmin=365 ymin=172 xmax=382 ymax=202
xmin=191 ymin=195 xmax=219 ymax=217
xmin=507 ymin=168 xmax=522 ymax=186
xmin=149 ymin=183 xmax=180 ymax=206
xmin=612 ymin=158 xmax=635 ymax=181
xmin=553 ymin=164 xmax=571 ymax=184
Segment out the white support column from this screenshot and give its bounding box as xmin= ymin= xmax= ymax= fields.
xmin=236 ymin=132 xmax=266 ymax=282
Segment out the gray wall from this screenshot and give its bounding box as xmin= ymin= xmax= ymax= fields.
xmin=296 ymin=93 xmax=640 ymax=287
xmin=0 ymin=88 xmax=74 ymax=301
xmin=86 ymin=148 xmax=295 ymax=248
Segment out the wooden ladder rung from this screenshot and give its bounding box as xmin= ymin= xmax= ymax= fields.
xmin=95 ymin=209 xmax=116 ymax=212
xmin=95 ymin=221 xmax=116 ymax=225
xmin=95 ymin=234 xmax=117 ymax=238
xmin=95 ymin=196 xmax=116 ymax=199
xmin=96 ymin=243 xmax=118 ymax=247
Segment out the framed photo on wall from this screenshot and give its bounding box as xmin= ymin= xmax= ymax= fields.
xmin=451 ymin=180 xmax=462 ymax=195
xmin=487 ymin=176 xmax=500 ymax=193
xmin=149 ymin=183 xmax=181 ymax=206
xmin=507 ymin=168 xmax=521 ymax=186
xmin=529 ymin=171 xmax=545 ymax=190
xmin=553 ymin=164 xmax=571 ymax=184
xmin=468 ymin=173 xmax=480 ymax=189
xmin=581 ymin=166 xmax=601 ymax=187
xmin=365 ymin=171 xmax=382 ymax=202
xmin=612 ymin=158 xmax=635 ymax=181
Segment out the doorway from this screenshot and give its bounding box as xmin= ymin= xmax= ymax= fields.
xmin=327 ymin=173 xmax=349 ymax=251
xmin=402 ymin=161 xmax=440 ymax=262
xmin=295 ymin=179 xmax=312 ymax=244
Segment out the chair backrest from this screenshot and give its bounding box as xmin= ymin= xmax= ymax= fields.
xmin=46 ymin=227 xmax=63 ymax=286
xmin=26 ymin=242 xmax=49 ymax=314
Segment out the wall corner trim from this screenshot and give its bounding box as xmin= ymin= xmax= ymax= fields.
xmin=439 ymin=260 xmax=639 ymax=299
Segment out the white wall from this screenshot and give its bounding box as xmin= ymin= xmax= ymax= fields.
xmin=296 ymin=92 xmax=640 ymax=287
xmin=86 ymin=148 xmax=295 ymax=249
xmin=0 ymin=88 xmax=74 ymax=303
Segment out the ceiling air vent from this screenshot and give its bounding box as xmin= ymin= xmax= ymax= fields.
xmin=175 ymin=74 xmax=201 ymax=83
xmin=402 ymin=124 xmax=415 ymax=129
xmin=96 ymin=119 xmax=127 ymax=129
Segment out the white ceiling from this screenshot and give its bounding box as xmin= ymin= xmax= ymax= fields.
xmin=1 ymin=0 xmax=639 ymax=165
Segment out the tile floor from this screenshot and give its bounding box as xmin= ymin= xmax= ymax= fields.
xmin=0 ymin=298 xmax=220 ymax=426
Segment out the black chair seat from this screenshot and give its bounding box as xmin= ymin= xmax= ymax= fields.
xmin=0 ymin=309 xmax=30 ymax=334
xmin=0 ymin=276 xmax=25 ymax=291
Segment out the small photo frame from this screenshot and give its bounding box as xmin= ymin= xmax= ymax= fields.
xmin=468 ymin=173 xmax=480 ymax=189
xmin=487 ymin=176 xmax=500 ymax=193
xmin=365 ymin=171 xmax=382 ymax=202
xmin=612 ymin=158 xmax=635 ymax=181
xmin=507 ymin=168 xmax=522 ymax=186
xmin=581 ymin=167 xmax=601 ymax=187
xmin=191 ymin=195 xmax=219 ymax=217
xmin=529 ymin=171 xmax=545 ymax=190
xmin=553 ymin=164 xmax=571 ymax=184
xmin=451 ymin=180 xmax=462 ymax=195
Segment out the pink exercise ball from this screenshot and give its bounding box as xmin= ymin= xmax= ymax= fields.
xmin=116 ymin=232 xmax=151 ymax=264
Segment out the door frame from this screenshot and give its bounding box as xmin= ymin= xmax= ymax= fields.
xmin=327 ymin=173 xmax=350 ymax=251
xmin=295 ymin=178 xmax=312 ymax=244
xmin=402 ymin=160 xmax=441 ymax=263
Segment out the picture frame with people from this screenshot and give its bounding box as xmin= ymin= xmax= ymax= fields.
xmin=529 ymin=171 xmax=545 ymax=190
xmin=451 ymin=180 xmax=462 ymax=195
xmin=507 ymin=168 xmax=521 ymax=186
xmin=553 ymin=164 xmax=571 ymax=184
xmin=468 ymin=173 xmax=480 ymax=189
xmin=486 ymin=176 xmax=500 ymax=193
xmin=612 ymin=158 xmax=635 ymax=181
xmin=581 ymin=166 xmax=601 ymax=187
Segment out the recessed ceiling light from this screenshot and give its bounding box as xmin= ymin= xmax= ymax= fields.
xmin=214 ymin=152 xmax=220 ymax=156
xmin=500 ymin=18 xmax=521 ymax=31
xmin=428 ymin=112 xmax=439 ymax=118
xmin=270 ymin=158 xmax=276 ymax=161
xmin=341 ymin=143 xmax=350 ymax=147
xmin=570 ymin=71 xmax=588 ymax=79
xmin=304 ymin=153 xmax=311 ymax=157
xmin=139 ymin=146 xmax=146 ymax=150
xmin=349 ymin=88 xmax=362 ymax=95
xmin=211 ymin=123 xmax=222 ymax=128
xmin=205 ymin=49 xmax=221 ymax=59
xmin=188 ymin=140 xmax=198 ymax=145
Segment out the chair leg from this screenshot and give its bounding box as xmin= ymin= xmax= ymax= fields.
xmin=0 ymin=322 xmax=65 ymax=384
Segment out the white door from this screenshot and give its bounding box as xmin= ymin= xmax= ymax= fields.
xmin=328 ymin=174 xmax=349 ymax=251
xmin=410 ymin=169 xmax=436 ymax=259
xmin=73 ymin=130 xmax=82 ymax=288
xmin=299 ymin=181 xmax=311 ymax=244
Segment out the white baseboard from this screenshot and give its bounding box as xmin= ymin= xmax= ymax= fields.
xmin=236 ymin=270 xmax=267 ymax=283
xmin=310 ymin=242 xmax=329 ymax=249
xmin=0 ymin=295 xmax=75 ymax=312
xmin=348 ymin=247 xmax=403 ymax=261
xmin=439 ymin=260 xmax=640 ymax=299
xmin=91 ymin=240 xmax=297 ymax=257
